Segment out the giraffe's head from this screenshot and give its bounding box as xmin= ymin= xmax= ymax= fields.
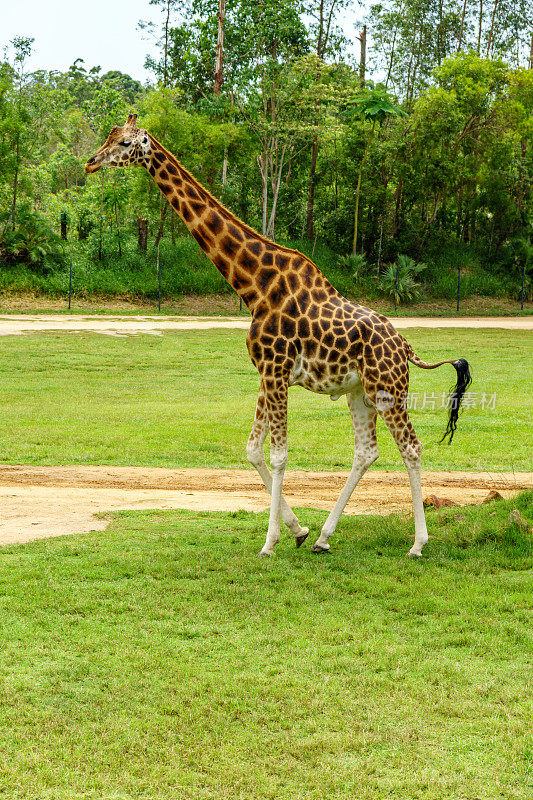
xmin=85 ymin=114 xmax=150 ymax=174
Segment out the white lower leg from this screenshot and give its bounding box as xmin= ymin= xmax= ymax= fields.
xmin=260 ymin=449 xmax=287 ymax=556
xmin=314 ymin=390 xmax=378 ymax=552
xmin=404 ymin=457 xmax=428 ymax=556
xmin=314 ymin=449 xmax=377 ymax=550
xmin=247 ymin=445 xmax=307 ymax=537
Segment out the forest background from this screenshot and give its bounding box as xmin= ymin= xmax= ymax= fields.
xmin=1 ymin=0 xmax=532 ymax=307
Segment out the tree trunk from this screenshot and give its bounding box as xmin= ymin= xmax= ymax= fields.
xmin=163 ymin=0 xmax=171 ymax=86
xmin=353 ymin=119 xmax=376 ymax=255
xmin=377 ymin=216 xmax=384 ymax=273
xmin=457 ymin=0 xmax=468 ymax=51
xmin=486 ymin=0 xmax=499 ymax=57
xmin=477 ymin=0 xmax=483 ymax=55
xmin=222 ymin=143 xmax=228 ymax=185
xmin=138 ymin=217 xmax=148 ymax=251
xmin=437 ymin=0 xmax=444 ymax=65
xmin=258 ymin=152 xmax=268 ymax=236
xmin=98 ymin=174 xmax=104 ymax=261
xmin=385 ymin=23 xmax=398 ymax=88
xmin=114 ymin=175 xmax=122 ymax=257
xmin=10 ymin=138 xmax=20 ymax=229
xmin=266 ymin=142 xmax=288 ymax=238
xmin=305 ymin=134 xmax=319 ymax=239
xmin=214 ymin=0 xmax=226 ymax=94
xmin=359 ymin=25 xmax=367 ymax=88
xmin=304 ymin=0 xmax=333 ymax=242
xmin=392 ymin=176 xmax=403 ymax=237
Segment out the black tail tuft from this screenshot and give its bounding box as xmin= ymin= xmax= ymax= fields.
xmin=439 ymin=358 xmax=472 ymax=444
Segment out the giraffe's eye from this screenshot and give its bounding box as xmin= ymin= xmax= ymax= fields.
xmin=119 ymin=141 xmax=131 ymax=147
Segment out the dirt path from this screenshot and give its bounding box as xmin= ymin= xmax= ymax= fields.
xmin=0 ymin=314 xmax=531 ymax=337
xmin=0 ymin=465 xmax=531 ymax=546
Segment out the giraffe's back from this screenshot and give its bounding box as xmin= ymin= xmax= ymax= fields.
xmin=248 ymin=279 xmax=412 ymax=404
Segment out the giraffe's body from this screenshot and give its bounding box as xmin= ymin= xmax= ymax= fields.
xmin=86 ymin=116 xmax=471 ymax=557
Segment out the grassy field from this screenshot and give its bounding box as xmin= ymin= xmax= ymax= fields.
xmin=0 ymin=492 xmax=531 ymax=799
xmin=0 ymin=328 xmax=531 ymax=472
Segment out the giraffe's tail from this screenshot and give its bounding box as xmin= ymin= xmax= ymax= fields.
xmin=408 ymin=352 xmax=472 ymax=444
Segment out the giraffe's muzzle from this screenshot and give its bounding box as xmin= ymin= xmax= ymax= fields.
xmin=84 ymin=154 xmax=102 ymax=174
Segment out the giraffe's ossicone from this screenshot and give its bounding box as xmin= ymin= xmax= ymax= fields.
xmin=86 ymin=115 xmax=472 ymax=558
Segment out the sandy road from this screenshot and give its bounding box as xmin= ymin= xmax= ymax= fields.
xmin=0 ymin=465 xmax=531 ymax=546
xmin=0 ymin=314 xmax=531 ymax=336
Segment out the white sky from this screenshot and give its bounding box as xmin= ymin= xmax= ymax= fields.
xmin=2 ymin=0 xmax=161 ymax=81
xmin=2 ymin=0 xmax=365 ymax=83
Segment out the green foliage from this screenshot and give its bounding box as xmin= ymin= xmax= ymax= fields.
xmin=345 ymin=87 xmax=407 ymax=125
xmin=0 ymin=207 xmax=64 ymax=272
xmin=380 ymin=255 xmax=427 ymax=304
xmin=336 ymin=252 xmax=371 ymax=290
xmin=0 ymin=12 xmax=531 ymax=304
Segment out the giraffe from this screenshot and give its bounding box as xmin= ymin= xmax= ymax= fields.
xmin=85 ymin=114 xmax=472 ymax=558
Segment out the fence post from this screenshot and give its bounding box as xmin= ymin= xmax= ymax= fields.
xmin=456 ymin=264 xmax=461 ymax=313
xmin=68 ymin=261 xmax=72 ymax=310
xmin=521 ymin=263 xmax=525 ymax=311
xmin=394 ymin=264 xmax=398 ymax=312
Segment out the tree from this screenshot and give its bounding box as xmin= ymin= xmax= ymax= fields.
xmin=3 ymin=37 xmax=34 ymax=228
xmin=347 ymin=88 xmax=405 ymax=254
xmin=214 ymin=0 xmax=226 ymax=94
xmin=140 ymin=0 xmax=182 ymax=87
xmin=303 ymin=0 xmax=354 ymax=239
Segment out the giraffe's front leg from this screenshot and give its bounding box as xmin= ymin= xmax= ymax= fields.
xmin=313 ymin=389 xmax=378 ymax=553
xmin=258 ymin=381 xmax=301 ymax=557
xmin=259 ymin=439 xmax=287 ymax=557
xmin=247 ymin=385 xmax=308 ymax=549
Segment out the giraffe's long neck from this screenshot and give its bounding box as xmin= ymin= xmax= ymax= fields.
xmin=144 ymin=135 xmax=331 ymax=312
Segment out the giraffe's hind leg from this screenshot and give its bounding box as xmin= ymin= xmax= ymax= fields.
xmin=313 ymin=387 xmax=378 ymax=553
xmin=379 ymin=404 xmax=428 ymax=557
xmin=246 ymin=384 xmax=309 ymax=548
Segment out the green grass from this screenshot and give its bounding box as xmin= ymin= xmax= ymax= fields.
xmin=0 ymin=492 xmax=532 ymax=799
xmin=0 ymin=329 xmax=531 ymax=472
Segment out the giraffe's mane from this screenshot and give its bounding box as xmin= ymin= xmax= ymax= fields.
xmin=148 ymin=133 xmax=319 ymax=269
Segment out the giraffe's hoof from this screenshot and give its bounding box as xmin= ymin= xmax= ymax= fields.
xmin=312 ymin=544 xmax=330 ymax=554
xmin=295 ymin=528 xmax=309 ymax=548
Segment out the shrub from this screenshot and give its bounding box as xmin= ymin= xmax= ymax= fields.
xmin=0 ymin=208 xmax=64 ymax=274
xmin=337 ymin=252 xmax=368 ymax=279
xmin=380 ymin=254 xmax=427 ymax=304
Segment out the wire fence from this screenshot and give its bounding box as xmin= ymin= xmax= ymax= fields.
xmin=61 ymin=259 xmax=530 ymax=315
